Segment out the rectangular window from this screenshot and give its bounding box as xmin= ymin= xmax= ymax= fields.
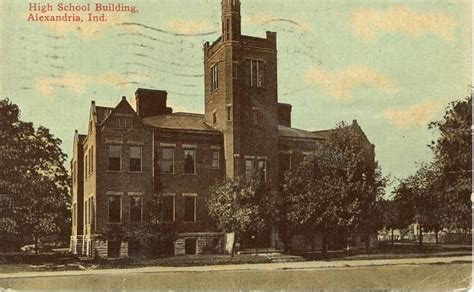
xmin=129 ymin=146 xmax=142 ymax=172
xmin=160 ymin=147 xmax=175 ymax=174
xmin=184 ymin=195 xmax=196 ymax=222
xmin=211 ymin=63 xmax=219 ymax=91
xmin=89 ymin=197 xmax=94 ymax=225
xmin=84 ymin=154 xmax=88 ymax=179
xmin=258 ymin=160 xmax=267 ymax=181
xmin=212 ymin=111 xmax=217 ymax=125
xmin=247 ymin=59 xmax=264 ymax=87
xmin=227 ymin=106 xmax=232 ymax=121
xmin=90 ymin=146 xmax=94 ymax=174
xmin=252 ymin=109 xmax=259 ymax=125
xmin=162 ymin=195 xmax=175 ymax=222
xmin=108 ymin=145 xmax=121 ymax=171
xmin=108 ymin=196 xmax=121 ymax=223
xmin=245 ymin=159 xmax=254 ymax=181
xmin=129 ymin=196 xmax=142 ymax=223
xmin=118 ymin=117 xmax=131 ymax=129
xmin=211 ymin=150 xmax=219 ymax=169
xmin=183 ymin=149 xmax=196 ymax=174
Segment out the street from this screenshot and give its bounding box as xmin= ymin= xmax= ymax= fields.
xmin=0 ymin=262 xmax=471 ymax=290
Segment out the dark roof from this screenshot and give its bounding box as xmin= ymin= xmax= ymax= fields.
xmin=142 ymin=113 xmax=220 ymax=133
xmin=78 ymin=134 xmax=87 ymax=143
xmin=278 ymin=125 xmax=326 ymax=140
xmin=95 ymin=106 xmax=113 ymax=124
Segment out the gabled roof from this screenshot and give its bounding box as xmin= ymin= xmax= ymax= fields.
xmin=95 ymin=106 xmax=113 ymax=125
xmin=142 ymin=112 xmax=220 ymax=133
xmin=278 ymin=125 xmax=325 ymax=140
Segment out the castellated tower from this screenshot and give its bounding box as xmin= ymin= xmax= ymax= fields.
xmin=204 ymin=0 xmax=279 ymax=188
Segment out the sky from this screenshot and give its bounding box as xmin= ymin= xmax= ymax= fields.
xmin=1 ymin=0 xmax=471 ymax=195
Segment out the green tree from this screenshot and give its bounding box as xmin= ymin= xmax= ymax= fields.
xmin=0 ymin=98 xmax=70 ymax=252
xmin=207 ymin=178 xmax=275 ymax=256
xmin=393 ymin=162 xmax=444 ymax=246
xmin=378 ymin=198 xmax=403 ymax=245
xmin=284 ymin=122 xmax=385 ymax=254
xmin=429 ymin=96 xmax=471 ymax=232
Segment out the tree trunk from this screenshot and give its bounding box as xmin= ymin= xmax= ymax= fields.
xmin=435 ymin=230 xmax=439 ymax=245
xmin=391 ymin=229 xmax=394 ymax=245
xmin=322 ymin=233 xmax=328 ymax=255
xmin=418 ymin=225 xmax=423 ymax=247
xmin=231 ymin=234 xmax=238 ymax=257
xmin=34 ymin=235 xmax=39 ymax=255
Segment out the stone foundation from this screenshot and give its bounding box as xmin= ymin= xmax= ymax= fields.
xmin=174 ymin=232 xmax=224 ymax=255
xmin=69 ymin=235 xmax=84 ymax=255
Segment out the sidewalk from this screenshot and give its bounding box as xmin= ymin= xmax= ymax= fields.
xmin=0 ymin=255 xmax=471 ymax=279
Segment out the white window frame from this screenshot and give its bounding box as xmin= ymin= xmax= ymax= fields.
xmin=129 ymin=196 xmax=143 ymax=223
xmin=183 ymin=148 xmax=197 ymax=174
xmin=211 ymin=63 xmax=219 ymax=91
xmin=107 ymin=195 xmax=122 ymax=224
xmin=129 ymin=145 xmax=143 ymax=173
xmin=160 ymin=147 xmax=175 ymax=174
xmin=211 ymin=150 xmax=220 ymax=169
xmin=161 ymin=193 xmax=176 ymax=222
xmin=107 ymin=144 xmax=122 ymax=172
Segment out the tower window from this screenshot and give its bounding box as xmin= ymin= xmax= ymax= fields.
xmin=246 ymin=59 xmax=264 ymax=87
xmin=211 ymin=63 xmax=219 ymax=91
xmin=212 ymin=111 xmax=217 ymax=125
xmin=227 ymin=105 xmax=232 ymax=121
xmin=226 ymin=19 xmax=230 ymax=40
xmin=252 ymin=109 xmax=259 ymax=125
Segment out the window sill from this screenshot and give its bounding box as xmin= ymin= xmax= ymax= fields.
xmin=127 ymin=171 xmax=143 ymax=174
xmin=183 ymin=221 xmax=196 ymax=224
xmin=106 ymin=170 xmax=123 ymax=173
xmin=182 ymin=173 xmax=198 ymax=176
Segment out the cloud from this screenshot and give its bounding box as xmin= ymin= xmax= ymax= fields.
xmin=351 ymin=6 xmax=454 ymax=42
xmin=383 ymin=100 xmax=442 ymax=128
xmin=167 ymin=19 xmax=214 ymax=35
xmin=35 ymin=73 xmax=150 ymax=97
xmin=244 ymin=13 xmax=311 ymax=32
xmin=304 ymin=65 xmax=398 ymax=101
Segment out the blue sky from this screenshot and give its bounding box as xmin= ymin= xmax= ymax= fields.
xmin=1 ymin=0 xmax=471 ymax=195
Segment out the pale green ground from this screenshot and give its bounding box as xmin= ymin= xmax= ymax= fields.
xmin=0 ymin=0 xmax=471 ymax=194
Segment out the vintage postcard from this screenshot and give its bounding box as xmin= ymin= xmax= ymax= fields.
xmin=0 ymin=0 xmax=472 ymax=290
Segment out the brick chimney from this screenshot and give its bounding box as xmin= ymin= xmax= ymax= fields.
xmin=278 ymin=103 xmax=292 ymax=127
xmin=135 ymin=88 xmax=173 ymax=118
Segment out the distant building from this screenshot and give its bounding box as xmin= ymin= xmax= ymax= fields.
xmin=70 ymin=0 xmax=377 ymax=258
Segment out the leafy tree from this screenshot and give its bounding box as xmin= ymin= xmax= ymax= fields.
xmin=207 ymin=178 xmax=275 ymax=256
xmin=378 ymin=198 xmax=403 ymax=245
xmin=284 ymin=122 xmax=385 ymax=254
xmin=393 ymin=162 xmax=444 ymax=246
xmin=0 ymin=98 xmax=70 ymax=252
xmin=429 ymin=96 xmax=472 ymax=232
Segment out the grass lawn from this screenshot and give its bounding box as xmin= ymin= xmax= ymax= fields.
xmin=297 ymin=243 xmax=472 ymax=261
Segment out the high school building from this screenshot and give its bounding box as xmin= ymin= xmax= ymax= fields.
xmin=70 ymin=0 xmax=376 ymax=258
